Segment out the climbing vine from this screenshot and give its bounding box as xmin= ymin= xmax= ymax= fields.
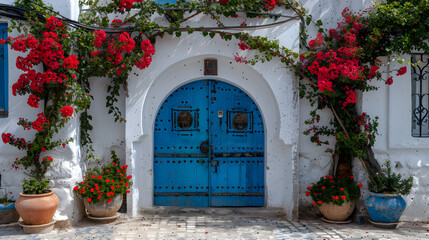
xmin=1 ymin=0 xmax=428 ymax=192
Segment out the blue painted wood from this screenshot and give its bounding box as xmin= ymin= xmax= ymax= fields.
xmin=154 ymin=81 xmax=210 ymax=207
xmin=154 ymin=80 xmax=264 ymax=207
xmin=209 ymin=81 xmax=264 ymax=206
xmin=0 ymin=24 xmax=8 ymax=116
xmin=154 ymin=0 xmax=177 ymax=4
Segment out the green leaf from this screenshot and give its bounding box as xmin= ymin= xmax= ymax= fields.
xmin=316 ymin=20 xmax=323 ymax=27
xmin=209 ymin=32 xmax=216 ymax=38
xmin=202 ymin=31 xmax=208 ymax=37
xmin=305 ymin=15 xmax=312 ymax=25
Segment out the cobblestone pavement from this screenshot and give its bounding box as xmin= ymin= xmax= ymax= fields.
xmin=1 ymin=213 xmax=429 ymax=240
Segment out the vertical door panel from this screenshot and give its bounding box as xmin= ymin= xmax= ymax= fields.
xmin=209 ymin=81 xmax=264 ymax=206
xmin=154 ymin=81 xmax=210 ymax=207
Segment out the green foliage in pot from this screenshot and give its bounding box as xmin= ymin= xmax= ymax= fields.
xmin=0 ymin=192 xmax=15 ymax=205
xmin=21 ymin=178 xmax=50 ymax=194
xmin=74 ymin=151 xmax=132 ymax=204
xmin=368 ymin=160 xmax=413 ymax=195
xmin=306 ymin=175 xmax=363 ymax=206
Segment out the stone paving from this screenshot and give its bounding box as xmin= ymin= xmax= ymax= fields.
xmin=0 ymin=213 xmax=429 ymax=240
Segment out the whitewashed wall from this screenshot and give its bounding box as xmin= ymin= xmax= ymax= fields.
xmin=1 ymin=0 xmax=428 ymax=224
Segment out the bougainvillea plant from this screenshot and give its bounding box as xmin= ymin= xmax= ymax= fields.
xmin=1 ymin=14 xmax=88 ymax=193
xmin=74 ymin=151 xmax=132 ymax=204
xmin=306 ymin=175 xmax=362 ymax=206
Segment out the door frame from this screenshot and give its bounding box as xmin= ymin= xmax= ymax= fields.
xmin=125 ymin=54 xmax=299 ymax=220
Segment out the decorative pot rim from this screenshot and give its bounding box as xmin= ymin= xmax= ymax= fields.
xmin=83 ymin=194 xmax=122 ymax=205
xmin=19 ymin=189 xmax=55 ymax=197
xmin=369 ymin=192 xmax=401 ymax=198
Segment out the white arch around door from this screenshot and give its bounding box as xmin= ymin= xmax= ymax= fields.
xmin=125 ymin=54 xmax=299 ymax=220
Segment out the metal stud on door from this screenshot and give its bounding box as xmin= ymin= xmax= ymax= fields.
xmin=154 ymin=80 xmax=264 ymax=207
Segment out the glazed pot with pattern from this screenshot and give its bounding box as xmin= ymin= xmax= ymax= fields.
xmin=365 ymin=192 xmax=406 ymax=223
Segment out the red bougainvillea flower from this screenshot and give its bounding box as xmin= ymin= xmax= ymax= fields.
xmin=141 ymin=39 xmax=155 ymax=55
xmin=60 ymin=106 xmax=74 ymax=117
xmin=119 ymin=0 xmax=134 ymax=9
xmin=396 ymin=67 xmax=407 ymax=76
xmin=264 ymin=0 xmax=276 ymax=11
xmin=87 ymin=198 xmax=92 ymax=202
xmin=312 ymin=201 xmax=316 ymax=205
xmin=93 ymin=30 xmax=106 ymax=48
xmin=46 ymin=16 xmax=64 ymax=30
xmin=385 ymin=77 xmax=393 ymax=85
xmin=308 ymin=32 xmax=324 ymax=49
xmin=119 ymin=32 xmax=135 ymax=53
xmin=0 ymin=39 xmax=6 ymax=44
xmin=358 ymin=183 xmax=363 ymax=188
xmin=342 ymin=195 xmax=346 ymax=200
xmin=238 ymin=42 xmax=250 ymax=50
xmin=112 ymin=19 xmax=123 ymax=24
xmin=11 ymin=38 xmax=27 ymax=52
xmin=62 ymin=55 xmax=79 ymax=69
xmin=117 ymin=68 xmax=123 ymax=75
xmin=1 ymin=133 xmax=11 ymax=144
xmin=307 ymin=186 xmax=312 ymax=190
xmin=27 ymin=94 xmax=40 ymax=108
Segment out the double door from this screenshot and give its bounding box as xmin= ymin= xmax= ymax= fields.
xmin=154 ymin=80 xmax=264 ymax=207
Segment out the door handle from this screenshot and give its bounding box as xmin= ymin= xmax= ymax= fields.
xmin=200 ymin=139 xmax=209 ymax=153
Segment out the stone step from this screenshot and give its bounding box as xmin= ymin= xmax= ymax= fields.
xmin=139 ymin=207 xmax=286 ymax=218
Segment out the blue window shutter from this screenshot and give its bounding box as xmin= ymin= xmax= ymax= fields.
xmin=0 ymin=23 xmax=8 ymax=117
xmin=154 ymin=0 xmax=177 ymax=4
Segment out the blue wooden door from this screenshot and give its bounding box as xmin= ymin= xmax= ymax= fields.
xmin=154 ymin=80 xmax=264 ymax=207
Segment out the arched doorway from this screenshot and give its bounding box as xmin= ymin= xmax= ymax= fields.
xmin=154 ymin=80 xmax=265 ymax=207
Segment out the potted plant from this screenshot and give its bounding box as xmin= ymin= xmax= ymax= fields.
xmin=0 ymin=192 xmax=20 ymax=224
xmin=74 ymin=151 xmax=132 ymax=222
xmin=365 ymin=160 xmax=413 ymax=226
xmin=15 ymin=178 xmax=59 ymax=227
xmin=306 ymin=175 xmax=363 ymax=222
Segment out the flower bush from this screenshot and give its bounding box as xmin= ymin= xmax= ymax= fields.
xmin=298 ymin=8 xmax=408 ymax=163
xmin=74 ymin=152 xmax=132 ymax=204
xmin=306 ymin=175 xmax=362 ymax=206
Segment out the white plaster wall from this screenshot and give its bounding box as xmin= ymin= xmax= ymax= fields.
xmin=0 ymin=0 xmax=84 ymax=224
xmin=125 ymin=16 xmax=301 ymax=219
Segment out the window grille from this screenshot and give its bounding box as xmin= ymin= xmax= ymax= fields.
xmin=411 ymin=54 xmax=429 ymax=137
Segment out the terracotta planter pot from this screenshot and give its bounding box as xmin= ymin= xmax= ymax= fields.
xmin=318 ymin=201 xmax=355 ymax=221
xmin=84 ymin=194 xmax=123 ymax=217
xmin=15 ymin=190 xmax=59 ymax=225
